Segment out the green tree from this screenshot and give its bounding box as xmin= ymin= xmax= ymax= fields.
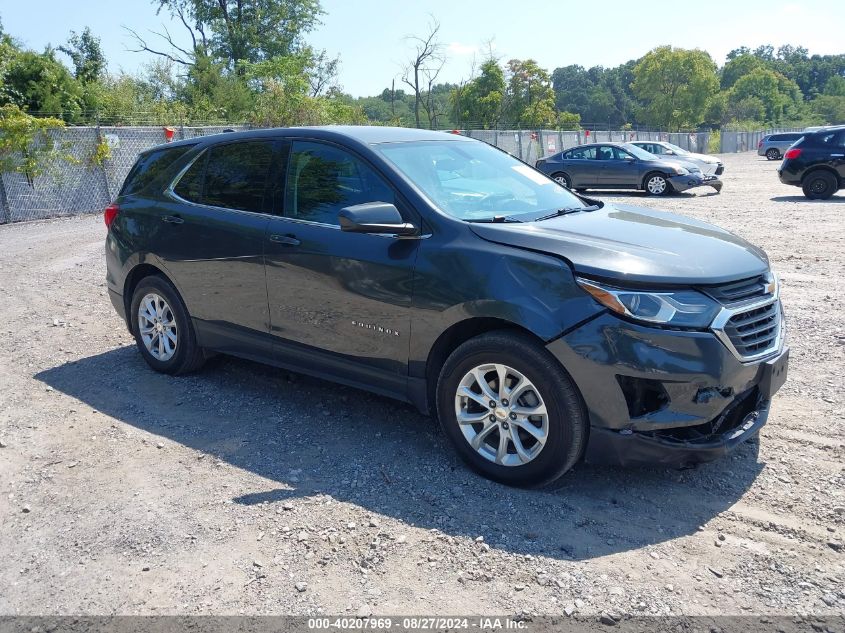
xmin=632 ymin=46 xmax=718 ymax=130
xmin=556 ymin=111 xmax=580 ymax=130
xmin=58 ymin=27 xmax=106 ymax=84
xmin=0 ymin=104 xmax=68 ymax=185
xmin=721 ymin=53 xmax=767 ymax=89
xmin=811 ymin=95 xmax=845 ymax=124
xmin=728 ymin=67 xmax=802 ymax=123
xmin=2 ymin=49 xmax=82 ymax=121
xmin=505 ymin=59 xmax=556 ymax=127
xmin=824 ymin=76 xmax=845 ymax=97
xmin=137 ymin=0 xmax=324 ymax=71
xmin=452 ymin=58 xmax=505 ymax=129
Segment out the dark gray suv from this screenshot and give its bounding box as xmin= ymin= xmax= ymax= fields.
xmin=105 ymin=126 xmax=786 ymax=487
xmin=535 ymin=143 xmax=722 ymax=195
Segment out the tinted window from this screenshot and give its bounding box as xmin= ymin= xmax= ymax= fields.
xmin=173 ymin=151 xmax=207 ymax=203
xmin=121 ymin=145 xmax=193 ymax=196
xmin=285 ymin=141 xmax=394 ymax=225
xmin=203 ymin=142 xmax=274 ymax=212
xmin=565 ymin=147 xmax=597 ymax=160
xmin=818 ymin=131 xmax=845 ymax=146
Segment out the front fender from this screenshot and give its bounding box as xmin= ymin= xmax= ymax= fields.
xmin=408 ymin=234 xmax=601 ymax=375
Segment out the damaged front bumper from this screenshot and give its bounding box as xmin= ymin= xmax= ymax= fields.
xmin=669 ymin=173 xmax=723 ymax=193
xmin=546 ymin=312 xmax=788 ymax=469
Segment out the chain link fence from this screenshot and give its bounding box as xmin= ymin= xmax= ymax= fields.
xmin=0 ymin=124 xmax=808 ymax=225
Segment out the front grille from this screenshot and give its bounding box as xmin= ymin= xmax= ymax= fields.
xmin=723 ymin=301 xmax=780 ymax=357
xmin=715 ymin=165 xmax=724 ymax=175
xmin=702 ymin=275 xmax=769 ymax=304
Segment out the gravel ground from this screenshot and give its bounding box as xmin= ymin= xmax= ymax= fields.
xmin=0 ymin=152 xmax=843 ymax=618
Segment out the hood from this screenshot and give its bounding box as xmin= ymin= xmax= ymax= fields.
xmin=683 ymin=152 xmax=720 ymax=164
xmin=654 ymin=157 xmax=702 ymax=173
xmin=468 ymin=203 xmax=769 ymax=286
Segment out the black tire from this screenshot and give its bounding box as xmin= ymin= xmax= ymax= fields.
xmin=802 ymin=170 xmax=838 ymax=200
xmin=129 ymin=275 xmax=205 ymax=375
xmin=643 ymin=172 xmax=671 ymax=196
xmin=765 ymin=148 xmax=780 ymax=161
xmin=551 ymin=172 xmax=571 ymax=189
xmin=436 ymin=330 xmax=587 ymax=487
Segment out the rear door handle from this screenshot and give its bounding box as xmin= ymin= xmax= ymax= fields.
xmin=161 ymin=215 xmax=184 ymax=225
xmin=269 ymin=234 xmax=301 ymax=246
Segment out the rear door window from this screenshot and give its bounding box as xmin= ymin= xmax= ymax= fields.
xmin=171 ymin=141 xmax=275 ymax=213
xmin=120 ymin=145 xmax=194 ymax=196
xmin=566 ymin=147 xmax=597 ymax=160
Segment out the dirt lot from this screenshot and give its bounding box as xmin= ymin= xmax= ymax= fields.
xmin=0 ymin=152 xmax=843 ymax=619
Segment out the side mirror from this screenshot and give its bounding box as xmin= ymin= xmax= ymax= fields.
xmin=338 ymin=202 xmax=417 ymax=237
xmin=666 ymin=150 xmax=676 ymax=155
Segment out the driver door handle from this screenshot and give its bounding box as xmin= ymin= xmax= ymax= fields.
xmin=270 ymin=234 xmax=301 ymax=246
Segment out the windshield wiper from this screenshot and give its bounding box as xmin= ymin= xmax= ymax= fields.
xmin=465 ymin=215 xmax=523 ymax=223
xmin=533 ymin=204 xmax=601 ymax=222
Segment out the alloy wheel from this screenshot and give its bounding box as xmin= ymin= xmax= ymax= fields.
xmin=454 ymin=363 xmax=549 ymax=466
xmin=137 ymin=293 xmax=178 ymax=361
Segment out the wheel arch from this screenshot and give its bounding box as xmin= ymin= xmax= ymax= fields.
xmin=550 ymin=170 xmax=571 ymax=184
xmin=423 ymin=317 xmax=546 ymax=417
xmin=641 ymin=170 xmax=670 ymax=190
xmin=122 ymin=262 xmax=173 ymax=330
xmin=801 ymin=165 xmax=840 ymax=185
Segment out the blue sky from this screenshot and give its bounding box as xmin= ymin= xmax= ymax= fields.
xmin=3 ymin=0 xmax=844 ymax=97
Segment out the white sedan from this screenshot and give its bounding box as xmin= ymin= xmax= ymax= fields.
xmin=630 ymin=141 xmax=724 ymax=177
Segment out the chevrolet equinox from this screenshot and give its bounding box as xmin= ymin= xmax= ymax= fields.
xmin=105 ymin=127 xmax=788 ymax=486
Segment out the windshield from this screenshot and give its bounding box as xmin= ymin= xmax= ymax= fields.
xmin=621 ymin=143 xmax=659 ymax=161
xmin=376 ymin=140 xmax=587 ymax=221
xmin=662 ymin=142 xmax=690 ymax=155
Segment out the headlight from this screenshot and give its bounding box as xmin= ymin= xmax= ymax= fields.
xmin=576 ymin=278 xmax=721 ymax=328
xmin=671 ymin=166 xmax=689 ymax=175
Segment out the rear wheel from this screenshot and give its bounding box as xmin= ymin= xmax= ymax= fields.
xmin=644 ymin=173 xmax=670 ymax=196
xmin=130 ymin=276 xmax=205 ymax=375
xmin=551 ymin=172 xmax=571 ymax=188
xmin=765 ymin=148 xmax=781 ymax=161
xmin=436 ymin=331 xmax=586 ymax=487
xmin=802 ymin=170 xmax=838 ymax=200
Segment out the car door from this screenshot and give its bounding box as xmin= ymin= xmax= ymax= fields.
xmin=598 ymin=146 xmax=638 ymax=187
xmin=561 ymin=146 xmax=598 ymax=187
xmin=829 ymin=131 xmax=845 ymax=180
xmin=156 ymin=139 xmax=280 ymax=357
xmin=264 ymin=139 xmax=420 ymax=392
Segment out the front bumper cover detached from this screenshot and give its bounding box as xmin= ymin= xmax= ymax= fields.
xmin=669 ymin=173 xmax=723 ymax=193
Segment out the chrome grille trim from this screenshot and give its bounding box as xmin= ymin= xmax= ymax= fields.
xmin=710 ymin=278 xmax=784 ymax=363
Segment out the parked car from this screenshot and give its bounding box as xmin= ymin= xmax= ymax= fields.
xmin=757 ymin=133 xmax=803 ymax=160
xmin=106 ymin=127 xmax=786 ymax=487
xmin=534 ymin=142 xmax=722 ymax=195
xmin=629 ymin=140 xmax=724 ymax=176
xmin=778 ymin=125 xmax=845 ymax=199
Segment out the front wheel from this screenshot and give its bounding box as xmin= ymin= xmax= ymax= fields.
xmin=802 ymin=170 xmax=838 ymax=200
xmin=644 ymin=173 xmax=671 ymax=196
xmin=130 ymin=275 xmax=205 ymax=375
xmin=436 ymin=331 xmax=587 ymax=487
xmin=765 ymin=148 xmax=781 ymax=161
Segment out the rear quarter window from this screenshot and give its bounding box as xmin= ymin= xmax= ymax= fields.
xmin=120 ymin=145 xmax=194 ymax=196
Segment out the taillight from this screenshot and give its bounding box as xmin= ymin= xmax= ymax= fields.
xmin=784 ymin=148 xmax=802 ymax=160
xmin=758 ymin=139 xmax=763 ymax=148
xmin=104 ymin=203 xmax=119 ymax=228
